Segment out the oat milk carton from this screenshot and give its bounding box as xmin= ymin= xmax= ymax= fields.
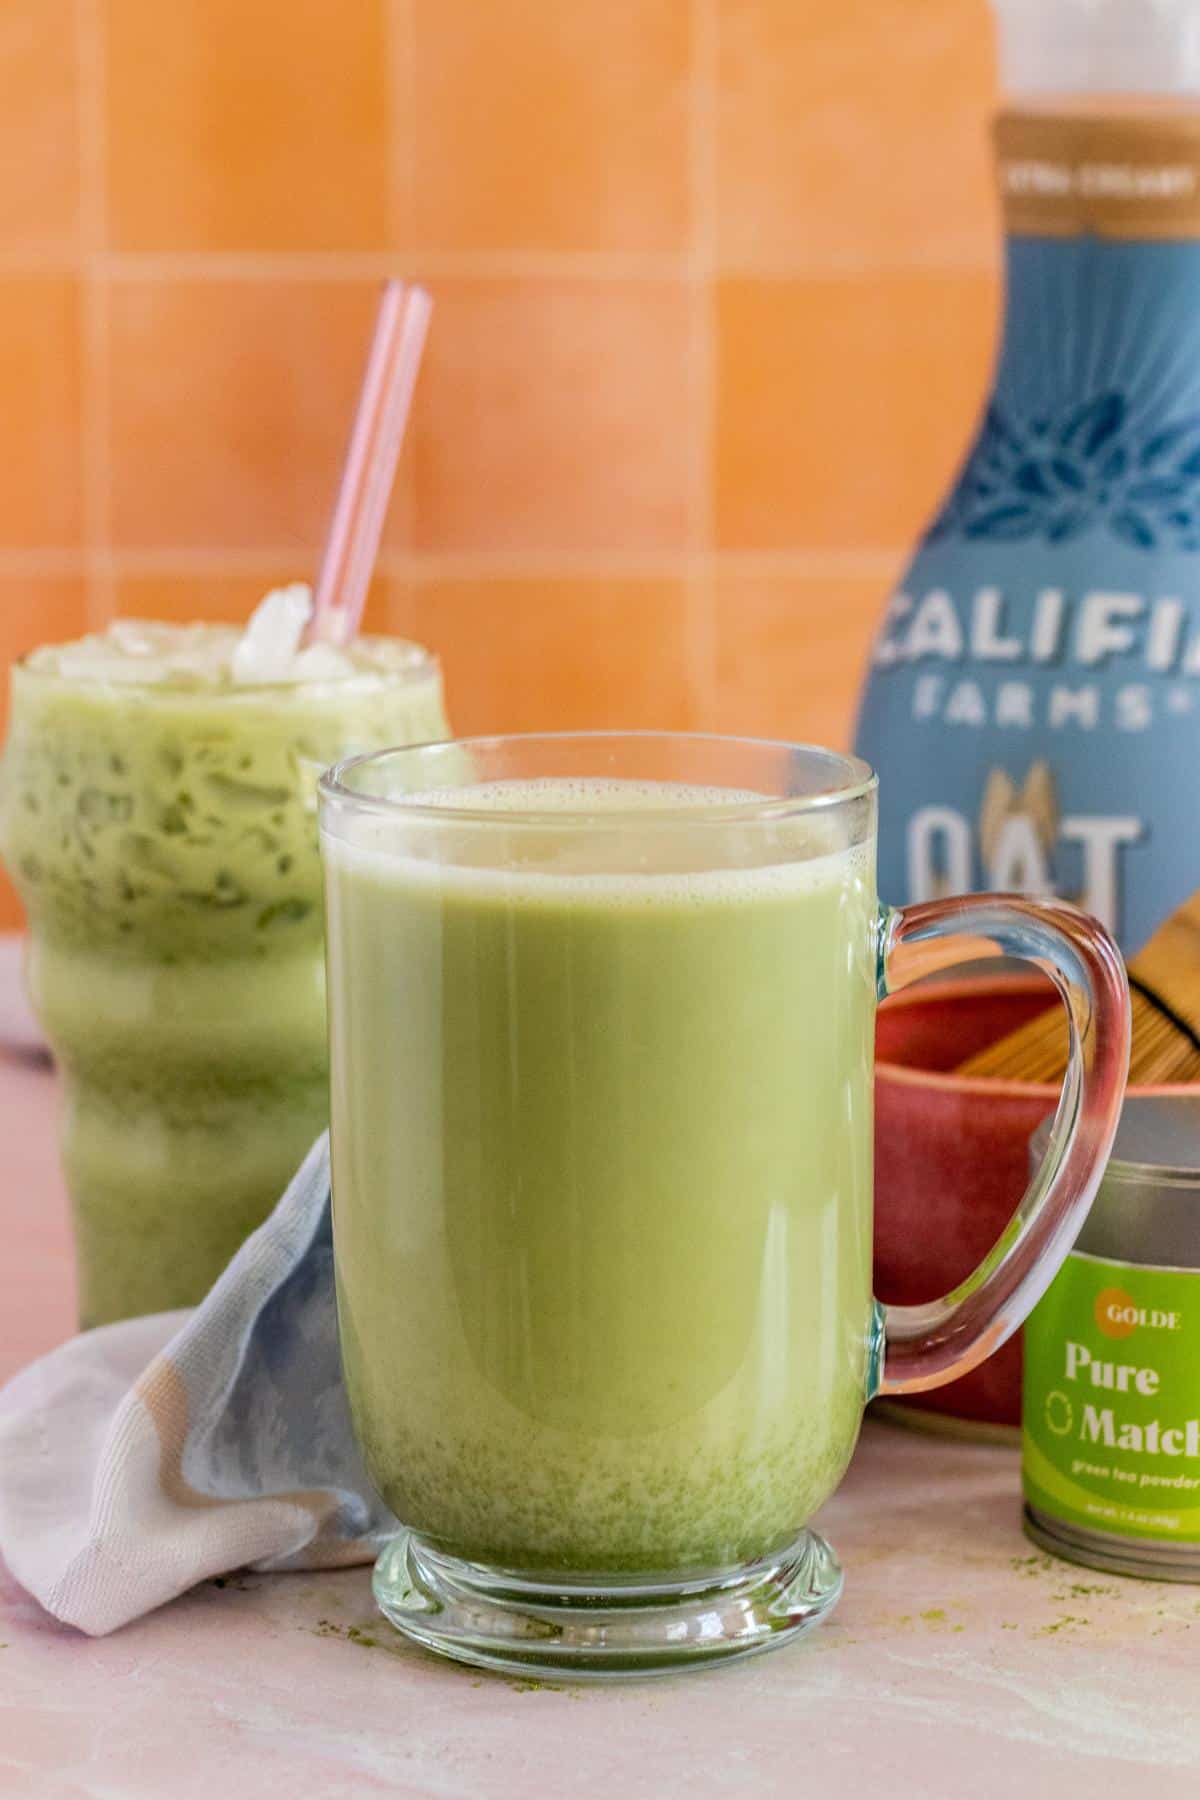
xmin=855 ymin=0 xmax=1200 ymax=951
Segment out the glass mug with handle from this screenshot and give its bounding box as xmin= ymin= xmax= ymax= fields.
xmin=319 ymin=733 xmax=1129 ymax=1679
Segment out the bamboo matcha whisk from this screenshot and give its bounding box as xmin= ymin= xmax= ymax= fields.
xmin=959 ymin=889 xmax=1200 ymax=1086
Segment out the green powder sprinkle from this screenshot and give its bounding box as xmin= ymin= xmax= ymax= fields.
xmin=1037 ymin=1615 xmax=1085 ymax=1636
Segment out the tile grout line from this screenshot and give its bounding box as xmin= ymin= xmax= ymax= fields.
xmin=0 ymin=547 xmax=908 ymax=581
xmin=75 ymin=0 xmax=114 ymax=628
xmin=387 ymin=0 xmax=417 ymax=257
xmin=0 ymin=552 xmax=93 ymax=579
xmin=0 ymin=543 xmax=910 ymax=579
xmin=85 ymin=250 xmax=998 ymax=284
xmin=384 ymin=0 xmax=419 ymax=558
xmin=691 ymin=0 xmax=719 ymax=541
xmin=97 ymin=250 xmax=697 ymax=282
xmin=684 ymin=0 xmax=719 ymax=724
xmin=0 ymin=252 xmax=85 ymax=275
xmin=382 ymin=0 xmax=405 ymax=254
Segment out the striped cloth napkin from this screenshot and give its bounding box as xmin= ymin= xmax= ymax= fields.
xmin=0 ymin=1135 xmax=393 ymax=1636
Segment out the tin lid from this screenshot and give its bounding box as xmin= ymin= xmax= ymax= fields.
xmin=1032 ymin=1095 xmax=1200 ymax=1268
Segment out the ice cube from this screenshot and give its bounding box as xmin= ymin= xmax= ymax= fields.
xmin=53 ymin=646 xmax=161 ymax=684
xmin=290 ymin=641 xmax=355 ymax=683
xmin=63 ymin=620 xmax=237 ymax=685
xmin=108 ymin=620 xmax=163 ymax=658
xmin=231 ymin=584 xmax=314 ymax=685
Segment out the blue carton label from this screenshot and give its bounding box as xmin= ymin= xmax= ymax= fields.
xmin=856 ymin=236 xmax=1200 ymax=950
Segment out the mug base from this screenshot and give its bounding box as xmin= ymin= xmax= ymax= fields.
xmin=372 ymin=1527 xmax=843 ymax=1680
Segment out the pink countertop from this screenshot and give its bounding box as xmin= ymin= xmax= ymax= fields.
xmin=3 ymin=1001 xmax=1200 ymax=1795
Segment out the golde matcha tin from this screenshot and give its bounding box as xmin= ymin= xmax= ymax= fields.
xmin=1024 ymin=1096 xmax=1200 ymax=1580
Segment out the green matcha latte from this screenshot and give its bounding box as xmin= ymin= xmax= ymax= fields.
xmin=324 ymin=774 xmax=876 ymax=1577
xmin=2 ymin=612 xmax=448 ymax=1325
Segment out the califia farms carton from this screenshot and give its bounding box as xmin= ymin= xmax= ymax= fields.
xmin=856 ymin=0 xmax=1200 ymax=952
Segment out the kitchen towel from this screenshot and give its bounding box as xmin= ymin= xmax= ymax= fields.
xmin=0 ymin=1134 xmax=393 ymax=1636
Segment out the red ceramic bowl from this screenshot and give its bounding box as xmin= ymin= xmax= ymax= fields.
xmin=874 ymin=976 xmax=1184 ymax=1433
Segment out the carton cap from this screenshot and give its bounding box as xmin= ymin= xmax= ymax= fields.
xmin=993 ymin=0 xmax=1200 ymax=97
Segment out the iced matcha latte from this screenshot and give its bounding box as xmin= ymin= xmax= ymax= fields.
xmin=2 ymin=603 xmax=447 ymax=1325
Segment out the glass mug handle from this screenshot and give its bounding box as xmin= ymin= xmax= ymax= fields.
xmin=875 ymin=895 xmax=1131 ymax=1394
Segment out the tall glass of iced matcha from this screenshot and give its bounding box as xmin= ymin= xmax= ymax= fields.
xmin=2 ymin=599 xmax=448 ymax=1326
xmin=320 ymin=733 xmax=1130 ymax=1678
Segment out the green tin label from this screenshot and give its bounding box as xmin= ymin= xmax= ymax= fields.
xmin=1023 ymin=1251 xmax=1200 ymax=1543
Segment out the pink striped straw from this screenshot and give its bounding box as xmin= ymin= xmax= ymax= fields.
xmin=308 ymin=280 xmax=432 ymax=646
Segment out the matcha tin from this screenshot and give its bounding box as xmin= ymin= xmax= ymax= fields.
xmin=1024 ymin=1097 xmax=1200 ymax=1580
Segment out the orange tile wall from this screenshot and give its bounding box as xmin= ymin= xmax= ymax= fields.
xmin=0 ymin=0 xmax=1001 ymax=923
